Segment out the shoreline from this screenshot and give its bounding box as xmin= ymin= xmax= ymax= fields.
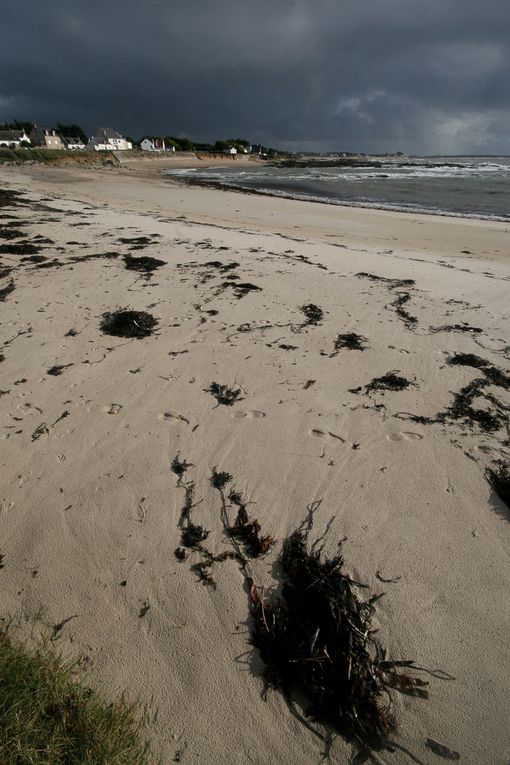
xmin=3 ymin=160 xmax=510 ymax=266
xmin=0 ymin=163 xmax=509 ymax=764
xmin=164 ymin=169 xmax=510 ymax=224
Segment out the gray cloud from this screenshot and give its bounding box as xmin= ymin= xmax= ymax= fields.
xmin=1 ymin=0 xmax=509 ymax=153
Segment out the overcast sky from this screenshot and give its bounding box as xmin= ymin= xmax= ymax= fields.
xmin=1 ymin=0 xmax=509 ymax=154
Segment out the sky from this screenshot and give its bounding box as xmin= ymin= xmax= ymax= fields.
xmin=1 ymin=0 xmax=509 ymax=154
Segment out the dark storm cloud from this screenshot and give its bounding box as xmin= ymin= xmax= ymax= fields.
xmin=1 ymin=0 xmax=509 ymax=153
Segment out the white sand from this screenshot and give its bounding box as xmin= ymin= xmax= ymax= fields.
xmin=1 ymin=162 xmax=509 ymax=764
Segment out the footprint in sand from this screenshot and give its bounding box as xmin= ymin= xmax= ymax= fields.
xmin=105 ymin=403 xmax=122 ymax=415
xmin=310 ymin=428 xmax=347 ymax=443
xmin=158 ymin=412 xmax=190 ymax=425
xmin=231 ymin=411 xmax=266 ymax=419
xmin=387 ymin=432 xmax=423 ymax=442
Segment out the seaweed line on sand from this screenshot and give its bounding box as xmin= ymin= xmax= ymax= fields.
xmin=395 ymin=354 xmax=510 ymax=436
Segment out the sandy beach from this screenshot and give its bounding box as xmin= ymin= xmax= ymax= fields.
xmin=1 ymin=159 xmax=509 ymax=764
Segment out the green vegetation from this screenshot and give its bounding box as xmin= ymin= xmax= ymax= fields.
xmin=0 ymin=119 xmax=34 ymax=133
xmin=0 ymin=148 xmax=115 ymax=165
xmin=0 ymin=628 xmax=151 ymax=765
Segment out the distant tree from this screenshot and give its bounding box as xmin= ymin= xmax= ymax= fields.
xmin=0 ymin=119 xmax=33 ymax=133
xmin=226 ymin=138 xmax=250 ymax=149
xmin=214 ymin=139 xmax=230 ymax=152
xmin=178 ymin=137 xmax=195 ymax=151
xmin=56 ymin=123 xmax=88 ymax=143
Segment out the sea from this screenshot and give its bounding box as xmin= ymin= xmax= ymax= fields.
xmin=165 ymin=156 xmax=510 ymax=221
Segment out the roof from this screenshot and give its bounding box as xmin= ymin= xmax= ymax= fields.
xmin=0 ymin=130 xmax=24 ymax=140
xmin=62 ymin=136 xmax=85 ymax=144
xmin=96 ymin=127 xmax=124 ymax=140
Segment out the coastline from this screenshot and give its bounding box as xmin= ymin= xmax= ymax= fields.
xmin=1 ymin=161 xmax=509 ymax=764
xmin=167 ymin=170 xmax=510 ymax=224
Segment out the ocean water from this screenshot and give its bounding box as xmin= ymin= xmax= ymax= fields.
xmin=166 ymin=156 xmax=510 ymax=221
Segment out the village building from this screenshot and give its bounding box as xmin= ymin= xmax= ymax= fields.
xmin=140 ymin=137 xmax=168 ymax=152
xmin=0 ymin=129 xmax=31 ymax=147
xmin=29 ymin=126 xmax=65 ymax=149
xmin=62 ymin=136 xmax=86 ymax=150
xmin=87 ymin=127 xmax=132 ymax=151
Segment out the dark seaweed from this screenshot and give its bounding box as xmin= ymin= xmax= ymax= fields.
xmin=211 ymin=469 xmax=233 ymax=489
xmin=227 ymin=490 xmax=274 ymax=557
xmin=448 ymin=353 xmax=510 ymax=390
xmin=100 ymin=309 xmax=158 ymax=338
xmin=332 ymin=333 xmax=367 ymax=353
xmin=22 ymin=254 xmax=47 ymax=264
xmin=486 ymin=463 xmax=510 ymax=509
xmin=356 ymin=272 xmax=415 ymax=288
xmin=118 ymin=236 xmax=155 ymax=247
xmin=431 ymin=324 xmax=482 ymax=335
xmin=35 ymin=260 xmax=61 ymax=269
xmin=68 ymin=251 xmax=120 ymax=263
xmin=47 ymin=364 xmax=73 ymax=376
xmin=171 ymin=454 xmax=193 ymax=477
xmin=300 ymin=303 xmax=323 ymax=325
xmin=400 ymin=377 xmax=508 ymax=432
xmin=0 ymin=228 xmax=24 ymax=240
xmin=177 ymin=480 xmax=210 ymax=550
xmin=391 ymin=292 xmax=418 ymax=328
xmin=363 ymin=373 xmax=413 ymax=393
xmin=123 ymin=254 xmax=166 ymax=275
xmin=0 ymin=242 xmax=40 ymax=255
xmin=223 ymin=280 xmax=262 ymax=298
xmin=206 ymin=260 xmax=240 ymax=272
xmin=0 ymin=279 xmax=15 ymax=301
xmin=448 ymin=353 xmax=488 ymax=370
xmin=249 ymin=523 xmax=428 ymax=753
xmin=0 ymin=189 xmax=24 ymax=208
xmin=206 ymin=382 xmax=244 ymax=406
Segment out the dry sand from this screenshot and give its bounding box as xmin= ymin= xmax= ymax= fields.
xmin=1 ymin=161 xmax=509 ymax=764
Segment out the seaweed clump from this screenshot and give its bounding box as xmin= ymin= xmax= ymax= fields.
xmin=332 ymin=333 xmax=367 ymax=353
xmin=249 ymin=526 xmax=428 ymax=752
xmin=300 ymin=303 xmax=323 ymax=326
xmin=47 ymin=364 xmax=73 ymax=376
xmin=123 ymin=255 xmax=165 ymax=277
xmin=0 ymin=242 xmax=40 ymax=255
xmin=351 ymin=372 xmax=413 ymax=394
xmin=100 ymin=310 xmax=157 ymax=338
xmin=206 ymin=382 xmax=244 ymax=407
xmin=486 ymin=463 xmax=510 ymax=509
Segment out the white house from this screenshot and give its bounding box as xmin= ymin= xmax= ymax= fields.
xmin=140 ymin=137 xmax=167 ymax=152
xmin=88 ymin=127 xmax=132 ymax=151
xmin=0 ymin=129 xmax=31 ymax=147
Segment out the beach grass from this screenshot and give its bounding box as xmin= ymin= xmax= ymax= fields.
xmin=0 ymin=627 xmax=151 ymax=765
